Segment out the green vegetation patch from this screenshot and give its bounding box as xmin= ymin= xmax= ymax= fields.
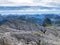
xmin=32 ymin=32 xmax=41 ymax=37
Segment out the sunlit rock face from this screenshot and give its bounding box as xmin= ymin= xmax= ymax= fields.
xmin=0 ymin=32 xmax=56 ymax=45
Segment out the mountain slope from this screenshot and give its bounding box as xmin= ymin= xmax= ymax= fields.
xmin=0 ymin=18 xmax=60 ymax=45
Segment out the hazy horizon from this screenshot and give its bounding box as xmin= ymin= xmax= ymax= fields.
xmin=0 ymin=0 xmax=60 ymax=14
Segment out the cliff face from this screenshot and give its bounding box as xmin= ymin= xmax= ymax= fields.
xmin=0 ymin=19 xmax=60 ymax=45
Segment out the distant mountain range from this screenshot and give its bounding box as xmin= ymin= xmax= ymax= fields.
xmin=0 ymin=6 xmax=59 ymax=10
xmin=0 ymin=14 xmax=60 ymax=26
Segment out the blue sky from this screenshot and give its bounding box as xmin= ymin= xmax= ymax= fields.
xmin=0 ymin=0 xmax=60 ymax=14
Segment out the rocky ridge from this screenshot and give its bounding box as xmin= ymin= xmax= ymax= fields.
xmin=0 ymin=19 xmax=60 ymax=45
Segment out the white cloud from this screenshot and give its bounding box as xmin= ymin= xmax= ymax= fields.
xmin=0 ymin=0 xmax=33 ymax=6
xmin=0 ymin=0 xmax=60 ymax=7
xmin=9 ymin=0 xmax=32 ymax=3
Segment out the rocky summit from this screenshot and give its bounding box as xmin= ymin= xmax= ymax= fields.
xmin=0 ymin=19 xmax=60 ymax=45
